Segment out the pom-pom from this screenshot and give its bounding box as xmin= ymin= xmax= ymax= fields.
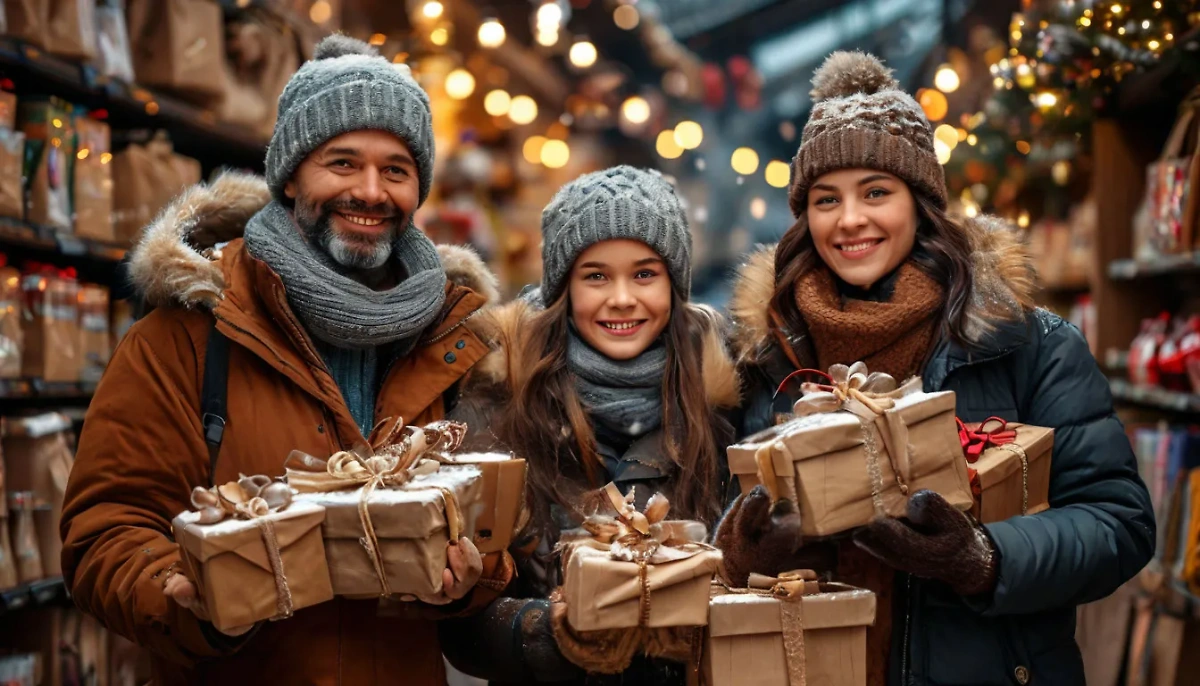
xmin=809 ymin=51 xmax=899 ymax=101
xmin=313 ymin=34 xmax=378 ymax=60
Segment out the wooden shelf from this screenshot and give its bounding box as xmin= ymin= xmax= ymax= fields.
xmin=0 ymin=379 xmax=95 ymax=411
xmin=1109 ymin=378 xmax=1200 ymax=413
xmin=0 ymin=217 xmax=126 ymax=264
xmin=1109 ymin=253 xmax=1200 ymax=280
xmin=0 ymin=577 xmax=67 ymax=617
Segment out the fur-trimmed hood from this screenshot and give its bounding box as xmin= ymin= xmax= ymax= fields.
xmin=728 ymin=214 xmax=1036 ymax=364
xmin=464 ymin=298 xmax=741 ymax=411
xmin=128 ymin=171 xmax=501 ymax=310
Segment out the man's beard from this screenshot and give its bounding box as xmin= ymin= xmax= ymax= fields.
xmin=295 ymin=196 xmax=404 ymax=270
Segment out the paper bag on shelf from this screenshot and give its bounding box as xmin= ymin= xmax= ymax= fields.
xmin=45 ymin=0 xmax=97 ymax=61
xmin=72 ymin=116 xmax=114 ymax=242
xmin=126 ymin=0 xmax=228 ymax=104
xmin=21 ymin=273 xmax=80 ymax=383
xmin=6 ymin=0 xmax=51 ymax=51
xmin=560 ymin=483 xmax=722 ymax=632
xmin=0 ymin=128 xmax=26 ymax=221
xmin=705 ymin=574 xmax=877 ymax=686
xmin=727 ymin=362 xmax=973 ymax=538
xmin=0 ymin=266 xmax=23 ymax=379
xmin=287 ymin=418 xmax=484 ymax=601
xmin=19 ymin=99 xmax=73 ymax=231
xmin=78 ymin=284 xmax=112 ymax=384
xmin=958 ymin=418 xmax=1054 ymax=523
xmin=172 ymin=475 xmax=334 ymax=634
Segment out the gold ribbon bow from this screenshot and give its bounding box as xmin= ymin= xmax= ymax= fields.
xmin=285 ymin=417 xmax=468 ymax=597
xmin=190 ymin=475 xmax=296 ymax=621
xmin=758 ymin=362 xmax=920 ymax=513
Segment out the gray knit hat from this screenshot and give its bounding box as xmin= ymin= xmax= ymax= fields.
xmin=265 ymin=35 xmax=434 ymax=205
xmin=540 ymin=165 xmax=691 ymax=302
xmin=789 ymin=51 xmax=948 ymax=217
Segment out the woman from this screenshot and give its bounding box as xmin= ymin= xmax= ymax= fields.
xmin=717 ymin=52 xmax=1155 ymax=685
xmin=441 ymin=165 xmax=740 ymax=684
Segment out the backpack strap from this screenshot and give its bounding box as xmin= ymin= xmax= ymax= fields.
xmin=201 ymin=319 xmax=231 ymax=486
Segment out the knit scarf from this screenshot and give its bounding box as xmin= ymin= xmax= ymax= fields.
xmin=794 ymin=262 xmax=945 ymax=381
xmin=567 ymin=328 xmax=666 ymax=438
xmin=244 ymin=201 xmax=447 ymax=350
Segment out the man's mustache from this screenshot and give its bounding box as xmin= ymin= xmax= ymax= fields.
xmin=322 ymin=198 xmax=399 ymax=219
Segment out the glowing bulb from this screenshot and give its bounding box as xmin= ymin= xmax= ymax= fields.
xmin=731 ymin=147 xmax=759 ymax=175
xmin=614 ymin=5 xmax=639 ymax=30
xmin=656 ymin=130 xmax=684 ymax=159
xmin=1111 ymin=4 xmax=1122 ymax=14
xmin=1016 ymin=140 xmax=1032 ymax=155
xmin=536 ymin=29 xmax=559 ymax=46
xmin=484 ymin=90 xmax=512 ymax=116
xmin=621 ymin=96 xmax=650 ymax=125
xmin=569 ymin=40 xmax=597 ymax=68
xmin=935 ymin=139 xmax=952 ymax=165
xmin=509 ymin=95 xmax=538 ymax=125
xmin=310 ymin=0 xmax=332 ymax=24
xmin=1018 ymin=211 xmax=1031 ymax=228
xmin=934 ymin=65 xmax=960 ymax=93
xmin=523 ymin=136 xmax=547 ymax=164
xmin=1052 ymin=160 xmax=1071 ymax=186
xmin=99 ymin=152 xmax=112 ymax=164
xmin=673 ymin=121 xmax=703 ymax=150
xmin=1034 ymin=92 xmax=1058 ymax=109
xmin=765 ymin=160 xmax=790 ymax=188
xmin=1079 ymin=16 xmax=1092 ymax=27
xmin=934 ymin=124 xmax=959 ymax=150
xmin=422 ymin=1 xmax=444 ymax=19
xmin=750 ymin=197 xmax=767 ymax=220
xmin=445 ymin=69 xmax=475 ymax=100
xmin=918 ymin=89 xmax=948 ymax=121
xmin=967 ymin=134 xmax=978 ymax=146
xmin=537 ymin=2 xmax=563 ymax=29
xmin=76 ymin=149 xmax=89 ymax=160
xmin=478 ymin=19 xmax=506 ymax=48
xmin=369 ymin=33 xmax=386 ymax=46
xmin=430 ymin=27 xmax=449 ymax=45
xmin=541 ymin=139 xmax=570 ymax=169
xmin=1149 ymin=40 xmax=1161 ymax=50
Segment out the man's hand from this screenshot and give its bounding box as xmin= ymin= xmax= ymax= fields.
xmin=423 ymin=537 xmax=483 ymax=605
xmin=162 ymin=573 xmax=255 ymax=637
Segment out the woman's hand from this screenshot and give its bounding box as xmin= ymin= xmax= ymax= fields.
xmin=853 ymin=489 xmax=998 ymax=597
xmin=714 ymin=485 xmax=831 ymax=587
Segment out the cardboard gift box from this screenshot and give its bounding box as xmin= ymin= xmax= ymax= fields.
xmin=445 ymin=452 xmax=526 ymax=554
xmin=960 ymin=419 xmax=1054 ymax=523
xmin=172 ymin=479 xmax=333 ymax=634
xmin=561 ymin=483 xmax=722 ymax=632
xmin=728 ymin=363 xmax=972 ymax=538
xmin=286 ymin=418 xmax=486 ymax=601
xmin=705 ymin=579 xmax=877 ymax=686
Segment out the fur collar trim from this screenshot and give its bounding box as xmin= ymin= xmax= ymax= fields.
xmin=129 ymin=172 xmax=500 ymax=309
xmin=728 ymin=214 xmax=1036 ymax=363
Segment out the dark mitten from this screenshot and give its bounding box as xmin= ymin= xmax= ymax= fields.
xmin=713 ymin=485 xmax=834 ymax=587
xmin=852 ymin=489 xmax=998 ymax=597
xmin=549 ymin=589 xmax=644 ymax=674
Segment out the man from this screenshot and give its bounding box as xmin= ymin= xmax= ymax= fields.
xmin=60 ymin=35 xmax=511 ymax=684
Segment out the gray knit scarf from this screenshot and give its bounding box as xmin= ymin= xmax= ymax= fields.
xmin=244 ymin=200 xmax=447 ymax=350
xmin=567 ymin=327 xmax=666 ymax=438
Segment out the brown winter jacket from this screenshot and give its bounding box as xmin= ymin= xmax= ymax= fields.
xmin=60 ymin=172 xmax=514 ymax=686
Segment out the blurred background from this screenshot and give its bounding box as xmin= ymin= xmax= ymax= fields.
xmin=0 ymin=1 xmax=1195 ymax=684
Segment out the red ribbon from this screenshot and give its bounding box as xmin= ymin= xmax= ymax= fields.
xmin=957 ymin=416 xmax=1017 ymax=463
xmin=774 ymin=368 xmax=834 ymax=399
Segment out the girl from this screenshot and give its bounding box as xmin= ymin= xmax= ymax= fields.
xmin=442 ymin=165 xmax=740 ymax=684
xmin=717 ymin=51 xmax=1155 ymax=685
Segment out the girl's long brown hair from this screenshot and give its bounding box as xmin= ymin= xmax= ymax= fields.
xmin=769 ymin=191 xmax=977 ymax=366
xmin=493 ymin=287 xmax=729 ymax=544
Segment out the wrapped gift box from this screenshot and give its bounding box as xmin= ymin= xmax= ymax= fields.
xmin=173 ymin=501 xmax=333 ymax=633
xmin=728 ymin=384 xmax=972 ymax=538
xmin=293 ymin=466 xmax=483 ymax=601
xmin=966 ymin=422 xmax=1054 ymax=523
xmin=445 ymin=453 xmax=526 ymax=554
xmin=705 ymin=582 xmax=877 ymax=686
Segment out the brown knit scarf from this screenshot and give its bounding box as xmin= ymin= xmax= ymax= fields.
xmin=794 ymin=262 xmax=945 ymax=382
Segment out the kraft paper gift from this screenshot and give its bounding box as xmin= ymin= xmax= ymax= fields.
xmin=561 ymin=483 xmax=722 ymax=632
xmin=287 ymin=418 xmax=483 ymax=602
xmin=959 ymin=418 xmax=1054 ymax=523
xmin=705 ymin=574 xmax=877 ymax=686
xmin=727 ymin=362 xmax=973 ymax=538
xmin=172 ymin=476 xmax=333 ymax=634
xmin=442 ymin=449 xmax=526 ymax=554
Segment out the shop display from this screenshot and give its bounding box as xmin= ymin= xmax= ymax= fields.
xmin=126 ymin=0 xmax=228 ymax=104
xmin=3 ymin=412 xmax=75 ymax=509
xmin=9 ymin=491 xmax=43 ymax=583
xmin=1141 ymin=87 xmax=1200 ymax=257
xmin=95 ymin=0 xmax=135 ymax=82
xmin=78 ymin=284 xmax=111 ymax=384
xmin=172 ymin=476 xmax=334 ymax=634
xmin=111 ymin=133 xmax=199 ymax=245
xmin=20 ymin=270 xmax=80 ymax=383
xmin=560 ymin=483 xmax=721 ymax=632
xmin=71 ymin=114 xmax=114 ymax=242
xmin=958 ymin=419 xmax=1054 ymax=523
xmin=19 ymin=98 xmax=73 ymax=231
xmin=45 ymin=0 xmax=97 ymax=61
xmin=0 ymin=511 xmax=19 ymax=589
xmin=727 ymin=363 xmax=973 ymax=537
xmin=0 ymin=91 xmax=25 ymax=221
xmin=287 ymin=418 xmax=485 ymax=600
xmin=705 ymin=575 xmax=876 ymax=686
xmin=0 ymin=260 xmax=22 ymax=379
xmin=5 ymin=0 xmax=50 ymax=51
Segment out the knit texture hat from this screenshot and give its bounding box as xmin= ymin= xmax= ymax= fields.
xmin=540 ymin=165 xmax=692 ymax=302
xmin=788 ymin=52 xmax=948 ymax=217
xmin=265 ymin=35 xmax=434 ymax=205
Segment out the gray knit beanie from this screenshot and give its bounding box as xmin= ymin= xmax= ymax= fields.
xmin=265 ymin=35 xmax=434 ymax=205
xmin=789 ymin=51 xmax=948 ymax=217
xmin=540 ymin=165 xmax=692 ymax=302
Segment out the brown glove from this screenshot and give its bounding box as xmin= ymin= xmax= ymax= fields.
xmin=713 ymin=485 xmax=836 ymax=587
xmin=852 ymin=489 xmax=998 ymax=597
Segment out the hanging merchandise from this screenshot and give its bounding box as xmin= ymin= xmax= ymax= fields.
xmin=95 ymin=0 xmax=135 ymax=82
xmin=71 ymin=113 xmax=114 ymax=242
xmin=1143 ymin=87 xmax=1200 ymax=255
xmin=45 ymin=0 xmax=97 ymax=61
xmin=126 ymin=0 xmax=228 ymax=104
xmin=19 ymin=98 xmax=73 ymax=231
